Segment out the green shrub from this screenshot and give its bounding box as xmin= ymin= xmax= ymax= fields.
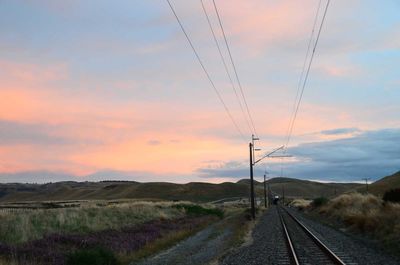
xmin=383 ymin=189 xmax=400 ymax=203
xmin=174 ymin=204 xmax=224 ymax=218
xmin=66 ymin=247 xmax=119 ymax=265
xmin=312 ymin=197 xmax=329 ymax=208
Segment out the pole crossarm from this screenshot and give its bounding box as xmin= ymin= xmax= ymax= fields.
xmin=254 ymin=145 xmax=285 ymax=165
xmin=267 ymin=155 xmax=293 ymax=158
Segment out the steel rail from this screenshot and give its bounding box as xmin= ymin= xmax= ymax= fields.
xmin=281 ymin=206 xmax=346 ymax=265
xmin=278 ymin=207 xmax=300 ymax=265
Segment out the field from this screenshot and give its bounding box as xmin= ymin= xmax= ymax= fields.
xmin=0 ymin=200 xmax=229 ymax=265
xmin=310 ymin=193 xmax=400 ymax=256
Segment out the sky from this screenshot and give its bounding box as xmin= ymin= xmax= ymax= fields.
xmin=0 ymin=0 xmax=399 ymax=183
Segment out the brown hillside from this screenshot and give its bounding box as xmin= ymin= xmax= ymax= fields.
xmin=0 ymin=177 xmax=362 ymax=203
xmin=366 ymin=171 xmax=400 ymax=196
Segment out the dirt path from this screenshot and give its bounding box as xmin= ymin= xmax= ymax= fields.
xmin=134 ymin=221 xmax=232 ymax=265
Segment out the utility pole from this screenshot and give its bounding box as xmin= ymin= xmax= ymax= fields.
xmin=249 ymin=141 xmax=290 ymax=219
xmin=362 ymin=178 xmax=370 ymax=193
xmin=249 ymin=142 xmax=255 ymax=220
xmin=267 ymin=183 xmax=271 ymax=206
xmin=263 ymin=170 xmax=268 ymax=208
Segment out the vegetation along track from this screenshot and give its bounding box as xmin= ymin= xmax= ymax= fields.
xmin=278 ymin=206 xmax=353 ymax=265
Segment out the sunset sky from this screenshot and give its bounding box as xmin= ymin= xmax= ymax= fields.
xmin=0 ymin=0 xmax=399 ymax=183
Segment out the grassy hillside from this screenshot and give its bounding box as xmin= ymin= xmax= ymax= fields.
xmin=365 ymin=171 xmax=400 ymax=196
xmin=0 ymin=181 xmax=250 ymax=203
xmin=0 ymin=177 xmax=362 ymax=203
xmin=261 ymin=177 xmax=362 ymax=199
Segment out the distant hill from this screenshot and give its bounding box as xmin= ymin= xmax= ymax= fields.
xmin=236 ymin=179 xmax=261 ymax=185
xmin=0 ymin=177 xmax=362 ymax=203
xmin=0 ymin=181 xmax=250 ymax=203
xmin=261 ymin=177 xmax=362 ymax=199
xmin=365 ymin=171 xmax=400 ymax=196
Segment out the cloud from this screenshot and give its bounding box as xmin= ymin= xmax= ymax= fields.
xmin=196 ymin=128 xmax=400 ymax=182
xmin=320 ymin=127 xmax=360 ymax=135
xmin=0 ymin=2 xmax=399 ymax=183
xmin=147 ymin=140 xmax=161 ymax=146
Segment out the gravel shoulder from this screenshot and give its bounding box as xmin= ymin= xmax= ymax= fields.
xmin=221 ymin=206 xmax=290 ymax=265
xmin=134 ymin=210 xmax=252 ymax=265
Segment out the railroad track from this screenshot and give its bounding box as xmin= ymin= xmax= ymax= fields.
xmin=278 ymin=206 xmax=354 ymax=265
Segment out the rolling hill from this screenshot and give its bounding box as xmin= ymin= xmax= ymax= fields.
xmin=255 ymin=177 xmax=362 ymax=199
xmin=364 ymin=171 xmax=400 ymax=196
xmin=0 ymin=177 xmax=363 ymax=203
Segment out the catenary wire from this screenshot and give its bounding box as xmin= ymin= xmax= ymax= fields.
xmin=200 ymin=0 xmax=253 ymax=136
xmin=212 ymin=0 xmax=258 ymax=137
xmin=285 ymin=0 xmax=331 ymax=148
xmin=284 ymin=0 xmax=322 ymax=147
xmin=166 ymin=0 xmax=247 ymax=142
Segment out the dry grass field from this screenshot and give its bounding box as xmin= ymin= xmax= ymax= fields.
xmin=317 ymin=193 xmax=400 ymax=254
xmin=0 ymin=200 xmax=226 ymax=265
xmin=0 ymin=200 xmax=186 ymax=244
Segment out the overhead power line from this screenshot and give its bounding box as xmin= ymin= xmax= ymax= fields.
xmin=166 ymin=0 xmax=246 ymax=142
xmin=284 ymin=0 xmax=322 ymax=146
xmin=212 ymin=0 xmax=258 ymax=137
xmin=285 ymin=0 xmax=331 ymax=148
xmin=200 ymin=0 xmax=253 ymax=136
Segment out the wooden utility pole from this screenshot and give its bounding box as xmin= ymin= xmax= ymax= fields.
xmin=362 ymin=178 xmax=370 ymax=193
xmin=263 ymin=171 xmax=268 ymax=208
xmin=249 ymin=142 xmax=255 ymax=220
xmin=249 ymin=140 xmax=289 ymax=218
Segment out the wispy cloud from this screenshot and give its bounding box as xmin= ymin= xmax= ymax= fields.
xmin=320 ymin=127 xmax=360 ymax=135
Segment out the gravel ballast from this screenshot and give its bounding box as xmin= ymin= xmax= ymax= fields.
xmin=222 ymin=206 xmax=400 ymax=265
xmin=286 ymin=207 xmax=400 ymax=265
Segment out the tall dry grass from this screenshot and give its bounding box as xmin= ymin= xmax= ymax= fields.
xmin=289 ymin=199 xmax=312 ymax=210
xmin=319 ymin=193 xmax=400 ymax=250
xmin=0 ymin=201 xmax=185 ymax=244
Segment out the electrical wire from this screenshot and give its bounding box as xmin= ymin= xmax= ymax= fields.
xmin=212 ymin=0 xmax=258 ymax=137
xmin=200 ymin=0 xmax=253 ymax=136
xmin=284 ymin=0 xmax=322 ymax=147
xmin=166 ymin=0 xmax=247 ymax=142
xmin=285 ymin=0 xmax=331 ymax=148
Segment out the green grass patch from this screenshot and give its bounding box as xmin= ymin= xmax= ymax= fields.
xmin=67 ymin=247 xmax=120 ymax=265
xmin=312 ymin=197 xmax=329 ymax=208
xmin=174 ymin=204 xmax=224 ymax=218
